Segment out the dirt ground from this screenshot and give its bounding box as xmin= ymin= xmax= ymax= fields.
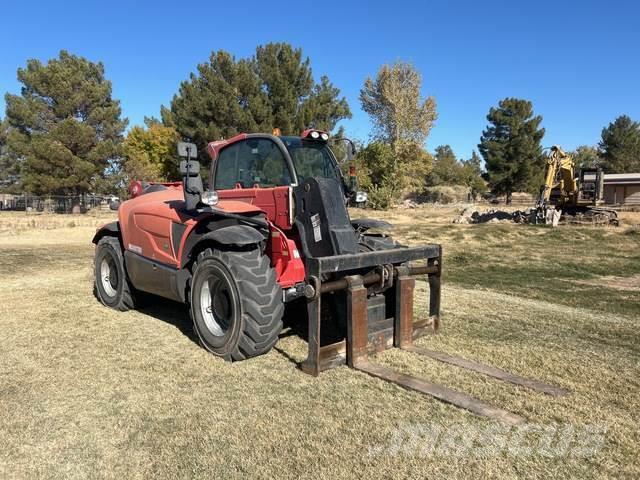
xmin=0 ymin=207 xmax=639 ymax=479
xmin=567 ymin=274 xmax=640 ymax=291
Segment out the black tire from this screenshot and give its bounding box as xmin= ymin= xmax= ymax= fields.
xmin=189 ymin=247 xmax=284 ymax=361
xmin=94 ymin=236 xmax=136 ymax=311
xmin=358 ymin=234 xmax=400 ymax=252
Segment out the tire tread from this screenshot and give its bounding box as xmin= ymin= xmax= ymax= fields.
xmin=189 ymin=247 xmax=283 ymax=361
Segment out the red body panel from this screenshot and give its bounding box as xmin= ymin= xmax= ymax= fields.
xmin=206 ymin=133 xmax=246 ymax=161
xmin=217 ymin=186 xmax=292 ymax=231
xmin=112 ymin=132 xmax=309 ymax=289
xmin=268 ymin=226 xmax=305 ymax=288
xmin=118 ymin=185 xmax=263 ymax=268
xmin=216 ymin=184 xmax=306 ymax=286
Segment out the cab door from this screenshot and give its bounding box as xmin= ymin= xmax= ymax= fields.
xmin=214 ymin=137 xmax=295 ymax=230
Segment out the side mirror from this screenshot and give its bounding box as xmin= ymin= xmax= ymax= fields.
xmin=179 ymin=160 xmax=200 ymax=177
xmin=177 ymin=142 xmax=202 ymax=210
xmin=330 ymin=138 xmax=357 ymax=165
xmin=177 ymin=142 xmax=198 ymax=159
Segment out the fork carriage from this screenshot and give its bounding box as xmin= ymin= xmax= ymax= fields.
xmin=300 ymin=244 xmax=442 ymax=375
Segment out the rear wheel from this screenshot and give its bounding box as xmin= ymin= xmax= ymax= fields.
xmin=94 ymin=236 xmax=136 ymax=311
xmin=189 ymin=247 xmax=284 ymax=361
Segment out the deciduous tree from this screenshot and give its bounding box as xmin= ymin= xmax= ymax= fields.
xmin=358 ymin=62 xmax=436 ymax=207
xmin=123 ymin=119 xmax=180 ymax=182
xmin=359 ymin=61 xmax=437 ymax=145
xmin=359 ymin=140 xmax=432 ymax=209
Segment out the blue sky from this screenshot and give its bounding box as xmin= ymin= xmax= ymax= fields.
xmin=1 ymin=0 xmax=638 ymax=160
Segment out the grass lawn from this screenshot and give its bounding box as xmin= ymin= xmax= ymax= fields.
xmin=0 ymin=207 xmax=639 ymax=479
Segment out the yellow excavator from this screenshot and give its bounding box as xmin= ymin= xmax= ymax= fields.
xmin=534 ymin=145 xmax=619 ymax=225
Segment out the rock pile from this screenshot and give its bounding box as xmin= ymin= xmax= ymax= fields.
xmin=453 ymin=206 xmax=532 ymax=224
xmin=402 ymin=199 xmax=419 ymax=209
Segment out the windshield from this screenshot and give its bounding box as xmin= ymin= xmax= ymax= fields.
xmin=281 ymin=137 xmax=338 ymax=183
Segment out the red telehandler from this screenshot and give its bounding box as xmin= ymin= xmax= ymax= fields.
xmin=93 ymin=130 xmax=567 ymax=424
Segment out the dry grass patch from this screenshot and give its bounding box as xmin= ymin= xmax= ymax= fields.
xmin=0 ymin=209 xmax=639 ymax=479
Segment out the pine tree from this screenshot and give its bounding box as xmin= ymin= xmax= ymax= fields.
xmin=0 ymin=119 xmax=21 ymax=191
xmin=164 ymin=43 xmax=351 ymax=166
xmin=428 ymin=145 xmax=462 ymax=185
xmin=162 ymin=50 xmax=272 ymax=164
xmin=255 ymin=43 xmax=313 ymax=134
xmin=460 ymin=151 xmax=487 ymax=197
xmin=598 ymin=115 xmax=640 ymax=173
xmin=478 ymin=98 xmax=545 ymax=203
xmin=4 ymin=50 xmax=127 ymax=195
xmin=299 ymin=76 xmax=351 ymax=132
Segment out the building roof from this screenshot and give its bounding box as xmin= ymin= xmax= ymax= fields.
xmin=603 ymin=173 xmax=640 ymax=184
xmin=583 ymin=173 xmax=640 ymax=184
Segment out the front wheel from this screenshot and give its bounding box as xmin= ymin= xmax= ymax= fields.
xmin=189 ymin=247 xmax=284 ymax=361
xmin=94 ymin=236 xmax=136 ymax=311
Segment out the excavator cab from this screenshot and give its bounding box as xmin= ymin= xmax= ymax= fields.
xmin=577 ymin=167 xmax=604 ymax=204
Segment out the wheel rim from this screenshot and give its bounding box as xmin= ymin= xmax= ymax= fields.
xmin=199 ymin=275 xmax=233 ymax=337
xmin=100 ymin=256 xmax=118 ymax=297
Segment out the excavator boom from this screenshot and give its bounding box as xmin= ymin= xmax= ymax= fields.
xmin=538 ymin=145 xmax=577 ymax=208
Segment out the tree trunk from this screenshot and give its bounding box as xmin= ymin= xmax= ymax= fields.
xmin=506 ymin=191 xmax=512 ymax=205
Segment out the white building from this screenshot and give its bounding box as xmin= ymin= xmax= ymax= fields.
xmin=602 ymin=173 xmax=640 ymax=206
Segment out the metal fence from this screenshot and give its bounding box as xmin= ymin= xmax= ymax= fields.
xmin=0 ymin=194 xmax=117 ymax=213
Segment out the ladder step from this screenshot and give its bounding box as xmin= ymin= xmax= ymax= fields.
xmin=403 ymin=345 xmax=569 ymax=397
xmin=354 ymin=360 xmax=525 ymax=425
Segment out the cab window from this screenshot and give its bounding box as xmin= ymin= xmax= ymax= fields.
xmin=214 ymin=138 xmax=293 ymax=190
xmin=284 ymin=139 xmax=336 ymax=182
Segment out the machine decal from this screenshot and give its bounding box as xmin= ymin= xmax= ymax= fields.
xmin=311 ymin=213 xmax=322 ymax=242
xmin=128 ymin=243 xmax=142 ymax=254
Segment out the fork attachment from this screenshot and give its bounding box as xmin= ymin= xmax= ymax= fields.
xmin=300 ymin=245 xmax=442 ymax=376
xmin=299 ymin=245 xmax=567 ymax=424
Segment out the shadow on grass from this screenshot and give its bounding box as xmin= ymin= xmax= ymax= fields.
xmin=136 ymin=294 xmax=200 ymax=345
xmin=134 ymin=293 xmax=318 ymax=366
xmin=130 ymin=291 xmax=353 ymax=370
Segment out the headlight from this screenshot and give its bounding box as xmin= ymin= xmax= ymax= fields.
xmin=355 ymin=191 xmax=368 ymax=203
xmin=310 ymin=131 xmax=320 ymax=139
xmin=202 ymin=191 xmax=219 ymax=206
xmin=320 ymin=132 xmax=329 ymax=141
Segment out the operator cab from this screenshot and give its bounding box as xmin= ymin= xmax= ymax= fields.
xmin=210 ymin=131 xmax=355 ymax=197
xmin=207 ymin=130 xmax=360 ymax=256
